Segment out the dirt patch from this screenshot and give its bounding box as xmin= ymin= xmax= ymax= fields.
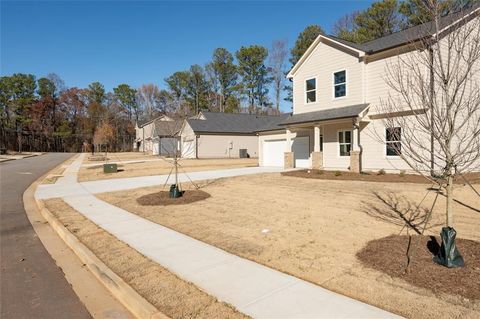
xmin=283 ymin=169 xmax=480 ymax=184
xmin=357 ymin=234 xmax=480 ymax=301
xmin=43 ymin=198 xmax=248 ymax=319
xmin=137 ymin=190 xmax=211 ymax=206
xmin=98 ymin=174 xmax=480 ymax=318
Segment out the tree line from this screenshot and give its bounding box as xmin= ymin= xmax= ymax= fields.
xmin=2 ymin=0 xmax=474 ymax=152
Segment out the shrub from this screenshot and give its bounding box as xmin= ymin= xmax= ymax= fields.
xmin=399 ymin=170 xmax=406 ymax=177
xmin=377 ymin=169 xmax=386 ymax=175
xmin=316 ymin=170 xmax=324 ymax=175
xmin=334 ymin=171 xmax=342 ymax=176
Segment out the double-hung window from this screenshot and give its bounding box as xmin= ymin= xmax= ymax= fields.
xmin=338 ymin=130 xmax=351 ymax=156
xmin=386 ymin=127 xmax=402 ymax=156
xmin=334 ymin=70 xmax=346 ymax=98
xmin=305 ymin=78 xmax=316 ymax=103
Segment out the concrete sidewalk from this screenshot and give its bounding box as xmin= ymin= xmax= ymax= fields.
xmin=36 ymin=154 xmax=402 ymax=319
xmin=36 ymin=164 xmax=286 ymax=199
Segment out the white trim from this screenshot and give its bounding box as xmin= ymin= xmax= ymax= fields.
xmin=305 ymin=77 xmax=317 ymax=104
xmin=384 ymin=126 xmax=402 ymax=158
xmin=337 ymin=129 xmax=352 ymax=157
xmin=332 ymin=69 xmax=347 ymax=100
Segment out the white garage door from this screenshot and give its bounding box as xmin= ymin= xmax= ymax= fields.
xmin=292 ymin=136 xmax=310 ymax=168
xmin=262 ymin=139 xmax=286 ymax=167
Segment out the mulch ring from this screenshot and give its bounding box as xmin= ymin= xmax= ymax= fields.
xmin=282 ymin=169 xmax=480 ymax=184
xmin=136 ymin=190 xmax=211 ymax=206
xmin=357 ymin=234 xmax=480 ymax=301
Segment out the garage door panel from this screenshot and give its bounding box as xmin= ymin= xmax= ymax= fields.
xmin=262 ymin=139 xmax=286 ymax=167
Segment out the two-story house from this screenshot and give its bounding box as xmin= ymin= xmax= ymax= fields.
xmin=258 ymin=6 xmax=480 ymax=173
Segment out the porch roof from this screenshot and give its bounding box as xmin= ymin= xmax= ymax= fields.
xmin=280 ymin=104 xmax=369 ymax=126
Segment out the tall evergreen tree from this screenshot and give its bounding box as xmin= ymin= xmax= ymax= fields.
xmin=186 ymin=64 xmax=210 ymax=114
xmin=235 ymin=45 xmax=272 ymax=114
xmin=113 ymin=84 xmax=137 ymax=121
xmin=0 ymin=74 xmax=36 ymax=151
xmin=207 ymin=48 xmax=239 ymax=112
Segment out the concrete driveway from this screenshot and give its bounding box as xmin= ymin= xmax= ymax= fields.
xmin=0 ymin=153 xmax=92 ymax=319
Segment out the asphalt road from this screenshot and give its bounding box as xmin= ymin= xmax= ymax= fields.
xmin=0 ymin=153 xmax=92 ymax=319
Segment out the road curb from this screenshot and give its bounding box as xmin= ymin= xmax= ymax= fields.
xmin=25 ymin=156 xmax=169 ymax=319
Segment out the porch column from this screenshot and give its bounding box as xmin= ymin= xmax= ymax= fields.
xmin=284 ymin=129 xmax=294 ymax=169
xmin=350 ymin=118 xmax=361 ymax=173
xmin=312 ymin=125 xmax=323 ymax=169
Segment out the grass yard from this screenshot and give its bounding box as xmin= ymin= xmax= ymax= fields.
xmin=78 ymin=154 xmax=258 ymax=182
xmin=97 ymin=173 xmax=480 ymax=319
xmin=43 ymin=198 xmax=248 ymax=319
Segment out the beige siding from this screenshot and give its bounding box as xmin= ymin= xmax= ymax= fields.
xmin=197 ymin=134 xmax=258 ymax=158
xmin=322 ymin=122 xmax=352 ymax=170
xmin=360 ymin=120 xmax=412 ymax=172
xmin=180 ymin=122 xmax=197 ymax=158
xmin=292 ymin=40 xmax=363 ymax=115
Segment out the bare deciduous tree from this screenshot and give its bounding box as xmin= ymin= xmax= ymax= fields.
xmin=137 ymin=84 xmax=162 ymax=120
xmin=269 ymin=39 xmax=288 ymax=111
xmin=380 ymin=2 xmax=480 ymax=230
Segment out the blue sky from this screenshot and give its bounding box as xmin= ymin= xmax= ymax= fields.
xmin=1 ymin=0 xmax=374 ymax=111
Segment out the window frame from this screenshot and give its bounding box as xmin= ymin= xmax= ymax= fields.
xmin=332 ymin=69 xmax=347 ymax=99
xmin=305 ymin=77 xmax=317 ymax=104
xmin=338 ymin=129 xmax=352 ymax=157
xmin=385 ymin=127 xmax=402 ymax=157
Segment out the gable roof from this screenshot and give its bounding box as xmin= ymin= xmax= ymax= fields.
xmin=154 ymin=120 xmax=183 ymax=137
xmin=287 ymin=4 xmax=480 ymax=78
xmin=186 ymin=111 xmax=288 ymax=134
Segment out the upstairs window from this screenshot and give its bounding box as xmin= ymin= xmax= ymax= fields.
xmin=305 ymin=78 xmax=316 ymax=103
xmin=386 ymin=127 xmax=402 ymax=156
xmin=334 ymin=70 xmax=346 ymax=98
xmin=338 ymin=130 xmax=351 ymax=156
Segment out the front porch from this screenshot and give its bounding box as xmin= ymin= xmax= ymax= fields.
xmin=279 ymin=104 xmax=370 ymax=172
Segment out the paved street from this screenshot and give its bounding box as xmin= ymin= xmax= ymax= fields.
xmin=0 ymin=153 xmax=91 ymax=319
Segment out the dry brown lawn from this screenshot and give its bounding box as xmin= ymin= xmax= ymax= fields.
xmin=98 ymin=173 xmax=480 ymax=319
xmin=78 ymin=156 xmax=258 ymax=182
xmin=43 ymin=198 xmax=249 ymax=319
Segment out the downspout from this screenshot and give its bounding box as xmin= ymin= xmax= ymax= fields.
xmin=429 ymin=46 xmax=435 ymax=176
xmin=195 ymin=135 xmax=199 ymax=159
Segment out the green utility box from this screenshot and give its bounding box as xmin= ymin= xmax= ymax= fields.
xmin=103 ymin=163 xmax=118 ymax=173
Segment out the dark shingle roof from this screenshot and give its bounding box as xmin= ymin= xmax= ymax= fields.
xmin=280 ymin=104 xmax=369 ymax=126
xmin=186 ymin=112 xmax=288 ymax=134
xmin=154 ymin=120 xmax=183 ymax=137
xmin=327 ymin=4 xmax=480 ymax=54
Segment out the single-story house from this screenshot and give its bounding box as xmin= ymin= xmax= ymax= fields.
xmin=180 ymin=111 xmax=285 ymax=159
xmin=134 ymin=115 xmax=182 ymax=156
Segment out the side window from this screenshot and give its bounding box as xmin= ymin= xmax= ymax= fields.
xmin=338 ymin=130 xmax=351 ymax=156
xmin=386 ymin=127 xmax=401 ymax=156
xmin=334 ymin=70 xmax=346 ymax=98
xmin=306 ymin=78 xmax=316 ymax=103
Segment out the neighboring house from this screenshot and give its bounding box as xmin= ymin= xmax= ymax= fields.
xmin=258 ymin=7 xmax=480 ymax=172
xmin=134 ymin=115 xmax=181 ymax=156
xmin=180 ymin=111 xmax=286 ymax=159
